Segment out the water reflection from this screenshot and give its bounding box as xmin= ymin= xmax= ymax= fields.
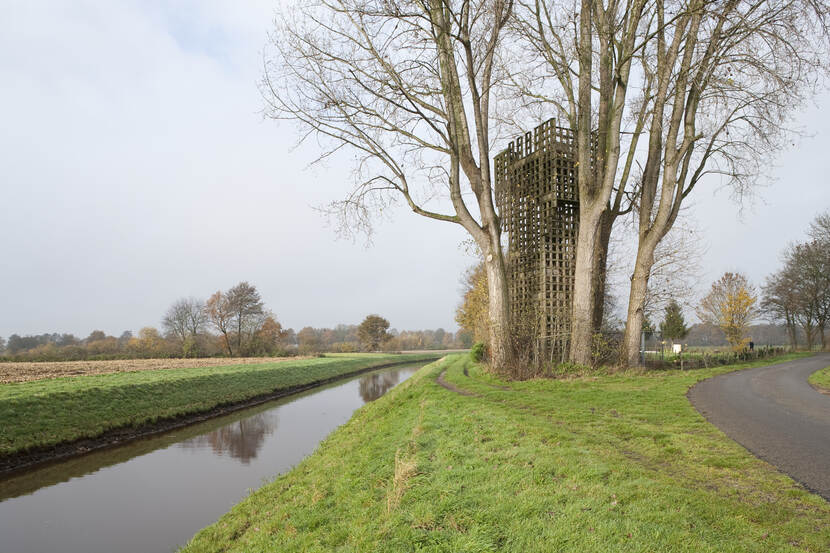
xmin=0 ymin=362 xmax=428 ymax=553
xmin=359 ymin=370 xmax=402 ymax=402
xmin=180 ymin=413 xmax=276 ymax=464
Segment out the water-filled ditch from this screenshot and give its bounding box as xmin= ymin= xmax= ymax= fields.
xmin=0 ymin=362 xmax=428 ymax=553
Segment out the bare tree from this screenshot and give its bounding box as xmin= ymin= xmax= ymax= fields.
xmin=809 ymin=210 xmax=830 ymax=244
xmin=807 ymin=210 xmax=830 ymax=348
xmin=641 ymin=220 xmax=705 ymax=320
xmin=162 ymin=297 xmax=207 ymax=355
xmin=512 ymin=0 xmax=829 ymax=365
xmin=206 ymin=290 xmax=235 ymax=356
xmin=619 ymin=1 xmax=829 ymax=364
xmin=764 ymin=210 xmax=830 ymax=351
xmin=762 ymin=268 xmax=801 ymax=349
xmin=788 ymin=241 xmax=830 ymax=349
xmin=262 ymin=0 xmax=517 ymax=369
xmin=226 ymin=282 xmax=265 ymax=355
xmin=511 ymin=0 xmax=652 ymax=363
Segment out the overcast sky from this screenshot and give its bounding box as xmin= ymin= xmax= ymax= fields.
xmin=1 ymin=1 xmax=828 ymax=339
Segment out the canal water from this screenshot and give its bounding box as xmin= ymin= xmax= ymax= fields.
xmin=0 ymin=362 xmax=427 ymax=553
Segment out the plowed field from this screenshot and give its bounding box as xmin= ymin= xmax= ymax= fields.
xmin=0 ymin=357 xmax=304 ymax=383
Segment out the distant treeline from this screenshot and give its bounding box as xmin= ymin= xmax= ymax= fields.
xmin=647 ymin=322 xmax=801 ymax=349
xmin=0 ymin=281 xmax=470 ymax=362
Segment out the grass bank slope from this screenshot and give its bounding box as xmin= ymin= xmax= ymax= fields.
xmin=0 ymin=353 xmax=438 ymax=458
xmin=182 ymin=353 xmax=829 ymax=553
xmin=808 ymin=366 xmax=830 ymax=392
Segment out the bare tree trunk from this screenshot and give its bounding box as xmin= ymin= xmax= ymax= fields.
xmin=223 ymin=332 xmax=233 ymax=357
xmin=483 ymin=247 xmax=512 ymax=368
xmin=570 ymin=206 xmax=602 ymax=365
xmin=805 ymin=324 xmax=814 ymax=350
xmin=591 ymin=210 xmax=614 ymax=332
xmin=787 ymin=316 xmax=798 ymax=350
xmin=622 ymin=242 xmax=657 ymax=366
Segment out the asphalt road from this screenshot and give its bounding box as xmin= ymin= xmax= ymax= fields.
xmin=688 ymin=353 xmax=830 ymax=501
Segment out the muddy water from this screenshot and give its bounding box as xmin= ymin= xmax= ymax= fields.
xmin=0 ymin=363 xmax=426 ymax=553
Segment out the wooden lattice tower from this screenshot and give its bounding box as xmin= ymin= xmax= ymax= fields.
xmin=494 ymin=119 xmax=579 ymax=363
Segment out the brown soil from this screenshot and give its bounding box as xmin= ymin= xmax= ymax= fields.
xmin=0 ymin=357 xmax=438 ymax=477
xmin=0 ymin=356 xmax=309 ymax=383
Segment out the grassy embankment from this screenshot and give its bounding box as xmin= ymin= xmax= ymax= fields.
xmin=808 ymin=366 xmax=830 ymax=392
xmin=0 ymin=353 xmax=439 ymax=458
xmin=182 ymin=352 xmax=829 ymax=553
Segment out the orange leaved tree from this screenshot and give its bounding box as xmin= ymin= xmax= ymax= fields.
xmin=697 ymin=272 xmax=759 ymax=351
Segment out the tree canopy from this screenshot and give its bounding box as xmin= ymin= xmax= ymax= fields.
xmin=358 ymin=315 xmax=391 ymax=352
xmin=698 ymin=272 xmax=759 ymax=351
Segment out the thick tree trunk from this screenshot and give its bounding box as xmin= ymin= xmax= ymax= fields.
xmin=570 ymin=207 xmax=602 ymax=365
xmin=622 ymin=240 xmax=657 ymax=367
xmin=483 ymin=246 xmax=512 ymax=370
xmin=591 ymin=210 xmax=614 ymax=332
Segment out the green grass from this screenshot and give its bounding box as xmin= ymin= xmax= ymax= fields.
xmin=0 ymin=353 xmax=439 ymax=456
xmin=181 ymin=352 xmax=829 ymax=553
xmin=808 ymin=366 xmax=830 ymax=392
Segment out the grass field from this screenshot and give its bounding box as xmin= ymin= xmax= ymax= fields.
xmin=181 ymin=353 xmax=829 ymax=553
xmin=0 ymin=353 xmax=439 ymax=457
xmin=808 ymin=366 xmax=830 ymax=392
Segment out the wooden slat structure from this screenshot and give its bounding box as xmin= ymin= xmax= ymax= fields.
xmin=494 ymin=119 xmax=580 ymax=364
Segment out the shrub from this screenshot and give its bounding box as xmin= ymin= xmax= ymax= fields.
xmin=471 ymin=342 xmax=486 ymax=362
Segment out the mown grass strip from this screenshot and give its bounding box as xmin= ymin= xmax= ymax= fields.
xmin=181 ymin=353 xmax=829 ymax=553
xmin=0 ymin=353 xmax=439 ymax=456
xmin=808 ymin=366 xmax=830 ymax=393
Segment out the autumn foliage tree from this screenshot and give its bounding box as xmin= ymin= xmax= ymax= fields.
xmin=698 ymin=273 xmax=759 ymax=351
xmin=357 ymin=315 xmax=391 ymax=352
xmin=297 ymin=327 xmax=322 ymax=355
xmin=455 ymin=263 xmax=489 ymax=345
xmin=206 ymin=290 xmax=235 ymax=355
xmin=205 ymin=282 xmax=266 ymax=356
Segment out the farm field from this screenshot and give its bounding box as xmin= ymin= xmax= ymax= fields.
xmin=0 ymin=353 xmax=440 ymax=461
xmin=182 ymin=353 xmax=830 ymax=553
xmin=0 ymin=356 xmax=309 ymax=383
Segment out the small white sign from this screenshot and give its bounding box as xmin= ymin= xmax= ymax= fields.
xmin=672 ymin=343 xmax=682 ymax=354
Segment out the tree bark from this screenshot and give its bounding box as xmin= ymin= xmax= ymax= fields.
xmin=483 ymin=245 xmax=512 ymax=369
xmin=569 ymin=0 xmax=597 ymax=366
xmin=570 ymin=206 xmax=602 ymax=365
xmin=591 ymin=209 xmax=614 ymax=332
xmin=622 ymin=238 xmax=658 ymax=367
xmin=787 ymin=315 xmax=797 ymax=349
